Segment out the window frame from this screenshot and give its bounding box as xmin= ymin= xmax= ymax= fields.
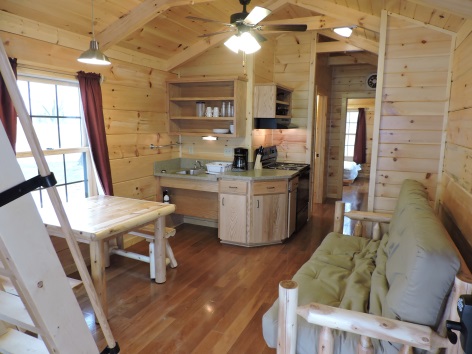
xmin=344 ymin=110 xmax=358 ymax=160
xmin=15 ymin=74 xmax=98 ymax=207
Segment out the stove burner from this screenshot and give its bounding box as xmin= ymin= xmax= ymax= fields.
xmin=264 ymin=162 xmax=308 ymax=171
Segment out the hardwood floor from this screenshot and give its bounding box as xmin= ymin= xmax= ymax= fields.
xmin=73 ymin=203 xmax=336 ymax=353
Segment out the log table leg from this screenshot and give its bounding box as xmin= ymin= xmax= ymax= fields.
xmin=153 ymin=217 xmax=166 ymax=284
xmin=90 ymin=239 xmax=107 ymax=318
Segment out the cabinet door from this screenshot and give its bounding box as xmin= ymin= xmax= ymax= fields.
xmin=252 ymin=193 xmax=287 ymax=244
xmin=219 ymin=193 xmax=247 ymax=244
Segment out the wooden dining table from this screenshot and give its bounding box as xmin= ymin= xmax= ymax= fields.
xmin=39 ymin=195 xmax=175 ymax=318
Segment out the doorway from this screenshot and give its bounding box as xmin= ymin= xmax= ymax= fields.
xmin=341 ymin=98 xmax=375 ymax=212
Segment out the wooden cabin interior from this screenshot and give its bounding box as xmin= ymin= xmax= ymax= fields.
xmin=2 ymin=0 xmax=472 ymax=352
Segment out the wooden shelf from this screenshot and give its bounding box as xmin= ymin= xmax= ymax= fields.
xmin=170 ymin=116 xmax=234 ymax=121
xmin=167 ymin=77 xmax=247 ymax=137
xmin=170 ymin=97 xmax=234 ymax=102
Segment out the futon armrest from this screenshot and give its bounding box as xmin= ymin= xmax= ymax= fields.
xmin=344 ymin=210 xmax=392 ymax=224
xmin=296 ymin=302 xmax=448 ymax=351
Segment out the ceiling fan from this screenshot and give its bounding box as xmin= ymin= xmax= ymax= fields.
xmin=187 ymin=0 xmax=307 ymax=53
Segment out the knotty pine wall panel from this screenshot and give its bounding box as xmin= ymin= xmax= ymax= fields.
xmin=371 ymin=14 xmax=452 ymax=212
xmin=2 ymin=31 xmax=176 ymax=271
xmin=327 ymin=64 xmax=377 ymax=198
xmin=253 ymin=32 xmax=314 ymax=163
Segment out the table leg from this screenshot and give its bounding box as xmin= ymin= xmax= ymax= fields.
xmin=154 ymin=217 xmax=166 ymax=284
xmin=90 ymin=240 xmax=108 ymax=318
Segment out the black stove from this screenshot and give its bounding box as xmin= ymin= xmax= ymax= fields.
xmin=257 ymin=145 xmax=310 ymax=235
xmin=258 ymin=146 xmax=309 ymax=172
xmin=264 ymin=162 xmax=309 ymax=171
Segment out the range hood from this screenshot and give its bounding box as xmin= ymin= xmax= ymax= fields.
xmin=254 ymin=118 xmax=298 ymax=129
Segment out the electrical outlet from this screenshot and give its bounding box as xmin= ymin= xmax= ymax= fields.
xmin=188 ymin=145 xmax=194 ymax=154
xmin=224 ymin=147 xmax=232 ymax=156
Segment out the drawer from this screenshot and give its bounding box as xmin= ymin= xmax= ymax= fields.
xmin=253 ymin=180 xmax=287 ymax=195
xmin=219 ymin=180 xmax=248 ymax=195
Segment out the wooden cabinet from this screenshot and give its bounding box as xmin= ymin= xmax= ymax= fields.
xmin=218 ymin=178 xmax=288 ymax=246
xmin=253 ymin=83 xmax=293 ymax=118
xmin=252 ymin=180 xmax=287 ymax=244
xmin=167 ymin=76 xmax=247 ymax=137
xmin=218 ymin=180 xmax=248 ymax=244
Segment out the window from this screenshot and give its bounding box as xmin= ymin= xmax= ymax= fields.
xmin=344 ymin=110 xmax=358 ymax=160
xmin=16 ymin=76 xmax=96 ymax=208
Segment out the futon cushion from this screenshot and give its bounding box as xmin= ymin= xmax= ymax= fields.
xmin=262 ymin=232 xmax=380 ymax=353
xmin=383 ymin=180 xmax=460 ymax=328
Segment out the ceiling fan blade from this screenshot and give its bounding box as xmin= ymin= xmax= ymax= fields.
xmin=243 ymin=6 xmax=271 ymax=25
xmin=187 ymin=16 xmax=233 ymax=27
xmin=251 ymin=31 xmax=267 ymax=43
xmin=198 ymin=30 xmax=236 ymax=38
xmin=259 ymin=24 xmax=308 ymax=32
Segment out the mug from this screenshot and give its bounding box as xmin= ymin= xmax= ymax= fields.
xmin=205 ymin=106 xmax=213 ymax=117
xmin=213 ymin=107 xmax=219 ymax=117
xmin=229 ymin=124 xmax=235 ymax=134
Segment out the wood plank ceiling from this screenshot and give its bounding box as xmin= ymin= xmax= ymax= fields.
xmin=1 ymin=0 xmax=471 ymax=72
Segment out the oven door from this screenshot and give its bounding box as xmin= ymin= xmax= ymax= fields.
xmin=296 ymin=166 xmax=310 ymax=231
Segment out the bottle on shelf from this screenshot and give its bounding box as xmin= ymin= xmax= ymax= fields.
xmin=196 ymin=101 xmax=205 ymax=117
xmin=163 ymin=189 xmax=170 ymax=204
xmin=228 ymin=101 xmax=233 ymax=117
xmin=221 ymin=102 xmax=226 ymax=117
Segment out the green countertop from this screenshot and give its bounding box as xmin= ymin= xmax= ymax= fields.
xmin=154 ymin=159 xmax=299 ymax=181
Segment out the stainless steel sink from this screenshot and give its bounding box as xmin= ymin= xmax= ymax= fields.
xmin=175 ymin=169 xmax=206 ymax=175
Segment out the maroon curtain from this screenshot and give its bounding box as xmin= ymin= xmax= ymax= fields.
xmin=353 ymin=108 xmax=366 ymax=164
xmin=0 ymin=57 xmax=18 ymax=152
xmin=77 ymin=71 xmax=114 ymax=196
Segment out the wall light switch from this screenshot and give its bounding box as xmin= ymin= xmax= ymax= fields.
xmin=224 ymin=147 xmax=232 ymax=156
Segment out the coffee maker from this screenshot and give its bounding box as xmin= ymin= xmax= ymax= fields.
xmin=232 ymin=147 xmax=248 ymax=172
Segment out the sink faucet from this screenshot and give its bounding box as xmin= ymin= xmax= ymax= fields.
xmin=195 ymin=160 xmax=203 ymax=169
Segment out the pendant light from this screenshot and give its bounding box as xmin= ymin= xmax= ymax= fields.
xmin=78 ymin=0 xmax=111 ymax=65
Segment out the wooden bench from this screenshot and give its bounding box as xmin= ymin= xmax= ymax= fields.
xmin=109 ymin=225 xmax=177 ymax=280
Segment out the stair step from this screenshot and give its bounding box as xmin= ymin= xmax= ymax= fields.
xmin=0 ymin=328 xmax=48 ymax=354
xmin=0 ymin=290 xmax=37 ymax=333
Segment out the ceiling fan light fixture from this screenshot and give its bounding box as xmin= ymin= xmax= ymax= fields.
xmin=78 ymin=0 xmax=111 ymax=66
xmin=224 ymin=35 xmax=241 ymax=53
xmin=333 ymin=27 xmax=354 ymax=37
xmin=240 ymin=32 xmax=261 ymax=54
xmin=78 ymin=39 xmax=111 ymax=65
xmin=224 ymin=32 xmax=261 ymax=54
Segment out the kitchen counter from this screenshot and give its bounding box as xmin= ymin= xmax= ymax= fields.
xmin=154 ymin=159 xmax=299 ymax=181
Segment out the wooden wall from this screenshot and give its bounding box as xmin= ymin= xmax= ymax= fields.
xmin=327 ymin=64 xmax=376 ymax=198
xmin=253 ymin=32 xmax=316 ymax=163
xmin=440 ymin=25 xmax=472 ymax=261
xmin=369 ymin=13 xmax=452 ymax=212
xmin=1 ymin=30 xmax=176 ymax=270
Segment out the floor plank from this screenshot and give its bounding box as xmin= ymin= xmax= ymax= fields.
xmin=73 ymin=202 xmax=336 ymax=353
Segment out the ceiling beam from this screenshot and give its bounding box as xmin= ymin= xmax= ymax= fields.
xmin=318 ymin=29 xmax=379 ymax=54
xmin=261 ymin=15 xmax=351 ymax=31
xmin=289 ymin=0 xmax=380 ymax=33
xmin=165 ymin=31 xmax=233 ymax=71
xmin=97 ymin=0 xmax=217 ymax=51
xmin=165 ymin=0 xmax=289 ymax=71
xmin=408 ymin=0 xmax=472 ymax=19
xmin=0 ymin=10 xmax=167 ymax=71
xmin=316 ymin=41 xmax=363 ymax=53
xmin=346 ymin=51 xmax=378 ymax=66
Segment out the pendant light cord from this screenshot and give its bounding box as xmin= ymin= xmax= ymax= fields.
xmin=91 ymin=0 xmax=96 ymax=40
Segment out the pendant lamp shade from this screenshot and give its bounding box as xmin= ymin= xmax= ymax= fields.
xmin=77 ymin=0 xmax=111 ymax=65
xmin=78 ymin=39 xmax=110 ymax=65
